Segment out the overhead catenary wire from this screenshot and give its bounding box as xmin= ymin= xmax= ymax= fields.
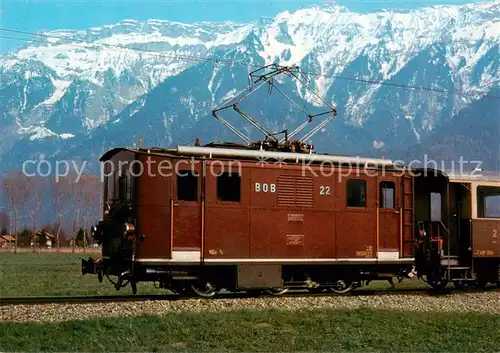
xmin=1 ymin=28 xmax=499 ymax=101
xmin=0 ymin=28 xmax=246 ymax=66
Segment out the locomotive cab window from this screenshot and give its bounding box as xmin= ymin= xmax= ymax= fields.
xmin=177 ymin=170 xmax=198 ymax=201
xmin=379 ymin=181 xmax=395 ymax=208
xmin=118 ymin=174 xmax=128 ymax=200
xmin=347 ymin=179 xmax=366 ymax=207
xmin=115 ymin=166 xmax=132 ymax=201
xmin=477 ymin=186 xmax=500 ymax=218
xmin=217 ymin=172 xmax=241 ymax=202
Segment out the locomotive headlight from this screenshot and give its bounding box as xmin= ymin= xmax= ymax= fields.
xmin=123 ymin=223 xmax=135 ymax=234
xmin=90 ymin=226 xmax=97 ymax=236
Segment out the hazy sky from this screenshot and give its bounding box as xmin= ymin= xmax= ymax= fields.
xmin=0 ymin=0 xmax=491 ymax=52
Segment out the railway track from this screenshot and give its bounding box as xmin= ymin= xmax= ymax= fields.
xmin=0 ymin=294 xmax=181 ymax=306
xmin=1 ymin=286 xmax=498 ymax=306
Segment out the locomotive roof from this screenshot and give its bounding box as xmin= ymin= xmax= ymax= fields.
xmin=100 ymin=145 xmax=400 ymax=169
xmin=99 ymin=146 xmax=500 ymax=184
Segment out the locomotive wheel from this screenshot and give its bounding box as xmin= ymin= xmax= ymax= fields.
xmin=475 ymin=280 xmax=488 ymax=289
xmin=264 ymin=287 xmax=289 ymax=296
xmin=427 ymin=277 xmax=448 ymax=290
xmin=330 ymin=280 xmax=355 ymax=294
xmin=426 ymin=268 xmax=448 ymax=290
xmin=307 ymin=286 xmax=326 ymax=294
xmin=474 ymin=271 xmax=488 ymax=289
xmin=246 ymin=289 xmax=263 ymax=297
xmin=190 ymin=282 xmax=217 ymax=298
xmin=453 ymin=280 xmax=473 ymax=290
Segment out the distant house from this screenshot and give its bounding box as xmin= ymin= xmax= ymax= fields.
xmin=0 ymin=235 xmax=15 ymax=248
xmin=34 ymin=230 xmax=57 ymax=248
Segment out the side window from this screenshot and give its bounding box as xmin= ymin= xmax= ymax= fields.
xmin=217 ymin=172 xmax=241 ymax=202
xmin=177 ymin=170 xmax=198 ymax=201
xmin=477 ymin=186 xmax=500 ymax=218
xmin=430 ymin=192 xmax=442 ymax=222
xmin=347 ymin=179 xmax=366 ymax=207
xmin=380 ymin=181 xmax=395 ymax=209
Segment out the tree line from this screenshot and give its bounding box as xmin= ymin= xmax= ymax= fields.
xmin=2 ymin=171 xmax=101 ymax=253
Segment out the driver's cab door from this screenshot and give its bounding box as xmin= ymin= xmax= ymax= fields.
xmin=377 ymin=177 xmax=401 ymax=260
xmin=172 ymin=160 xmax=203 ymax=262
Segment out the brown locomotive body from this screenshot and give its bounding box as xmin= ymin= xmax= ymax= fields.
xmin=84 ymin=144 xmax=500 ymax=295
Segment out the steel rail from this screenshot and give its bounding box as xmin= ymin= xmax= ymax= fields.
xmin=0 ymin=294 xmax=181 ymax=306
xmin=1 ymin=287 xmax=498 ymax=306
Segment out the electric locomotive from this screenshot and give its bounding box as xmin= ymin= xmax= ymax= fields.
xmin=82 ymin=65 xmax=500 ymax=295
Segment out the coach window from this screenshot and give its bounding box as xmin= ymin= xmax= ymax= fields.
xmin=217 ymin=172 xmax=241 ymax=202
xmin=347 ymin=179 xmax=366 ymax=208
xmin=380 ymin=181 xmax=395 ymax=208
xmin=177 ymin=170 xmax=198 ymax=201
xmin=477 ymin=186 xmax=500 ymax=218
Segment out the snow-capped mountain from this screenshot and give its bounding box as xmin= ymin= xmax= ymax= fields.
xmin=1 ymin=1 xmax=499 ymax=172
xmin=0 ymin=19 xmax=250 ymax=148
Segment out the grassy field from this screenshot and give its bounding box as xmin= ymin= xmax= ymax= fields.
xmin=2 ymin=308 xmax=499 ymax=352
xmin=1 ymin=253 xmax=498 ymax=352
xmin=0 ymin=252 xmax=159 ymax=297
xmin=0 ymin=252 xmax=431 ymax=297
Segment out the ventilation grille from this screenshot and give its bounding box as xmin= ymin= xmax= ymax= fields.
xmin=277 ymin=176 xmax=313 ymax=208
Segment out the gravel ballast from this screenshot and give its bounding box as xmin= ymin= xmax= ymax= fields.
xmin=1 ymin=292 xmax=499 ymax=323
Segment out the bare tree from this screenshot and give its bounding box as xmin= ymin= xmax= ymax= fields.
xmin=51 ymin=176 xmax=72 ymax=252
xmin=71 ymin=174 xmax=89 ymax=253
xmin=80 ymin=175 xmax=101 ymax=252
xmin=26 ymin=177 xmax=47 ymax=253
xmin=0 ymin=211 xmax=10 ymax=235
xmin=2 ymin=172 xmax=29 ymax=253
